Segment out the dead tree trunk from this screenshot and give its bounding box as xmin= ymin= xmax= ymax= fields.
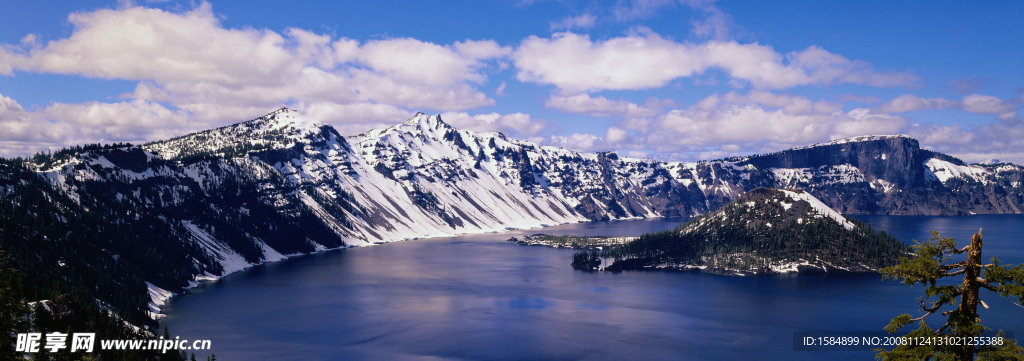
xmin=956 ymin=229 xmax=983 ymax=361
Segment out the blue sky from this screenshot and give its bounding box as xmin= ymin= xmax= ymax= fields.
xmin=1 ymin=0 xmax=1022 ymax=163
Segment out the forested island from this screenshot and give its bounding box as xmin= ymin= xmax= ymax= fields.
xmin=565 ymin=188 xmax=911 ymax=275
xmin=507 ymin=234 xmax=636 ymax=249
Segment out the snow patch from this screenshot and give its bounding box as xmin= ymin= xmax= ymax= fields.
xmin=781 ymin=189 xmax=854 ymax=230
xmin=792 ymin=134 xmax=909 ymax=150
xmin=182 ymin=220 xmax=251 ymax=274
xmin=925 ymin=158 xmax=989 ymax=184
xmin=869 ymin=178 xmax=895 ymax=193
xmin=146 ymin=282 xmax=173 ymax=320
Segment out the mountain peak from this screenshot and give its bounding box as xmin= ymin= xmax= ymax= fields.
xmin=267 ymin=106 xmax=293 ymax=116
xmin=681 ymin=187 xmax=855 ymax=239
xmin=142 ymin=107 xmax=326 ymax=160
xmin=258 ymin=107 xmax=322 ymax=134
xmin=403 ymin=112 xmax=451 ymax=129
xmin=686 ymin=188 xmax=855 ymax=232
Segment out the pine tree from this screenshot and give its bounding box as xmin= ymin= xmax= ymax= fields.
xmin=0 ymin=249 xmax=29 ymax=361
xmin=876 ymin=230 xmax=1024 ymax=360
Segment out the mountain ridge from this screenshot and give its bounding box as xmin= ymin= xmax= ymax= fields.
xmin=2 ymin=108 xmax=1023 ymax=324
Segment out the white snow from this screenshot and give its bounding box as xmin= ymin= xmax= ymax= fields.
xmin=924 ymin=158 xmax=989 ymax=184
xmin=265 ymin=108 xmax=322 ymax=134
xmin=146 ymin=282 xmax=174 ymax=320
xmin=791 ymin=134 xmax=910 ymax=150
xmin=869 ymin=178 xmax=895 ymax=193
xmin=772 ymin=165 xmax=865 ymax=187
xmin=769 ymin=259 xmax=812 ymax=273
xmin=781 ymin=189 xmax=854 ymax=230
xmin=182 ymin=220 xmax=251 ymax=274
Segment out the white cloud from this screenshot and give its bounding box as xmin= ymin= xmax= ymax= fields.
xmin=834 ymin=108 xmax=907 ymax=138
xmin=606 ymin=127 xmax=629 ymax=144
xmin=879 ymin=94 xmax=956 ymax=113
xmin=440 ymin=112 xmax=547 ymax=136
xmin=682 ymin=0 xmax=734 ymax=41
xmin=19 ymin=34 xmax=39 ymax=47
xmin=0 ymin=94 xmax=43 ymax=142
xmin=908 ymin=120 xmax=1024 ymax=164
xmin=24 ymin=3 xmax=296 ymax=86
xmin=784 ymin=46 xmax=916 ymax=88
xmin=611 ymin=0 xmax=734 ymax=40
xmin=625 ymin=92 xmax=910 ymax=161
xmin=514 ymin=31 xmax=704 ymax=93
xmin=723 ymin=90 xmax=841 ymax=115
xmin=513 ymin=31 xmax=915 ymax=93
xmin=612 ymin=0 xmax=675 ymax=21
xmin=0 ymin=44 xmax=25 ymax=75
xmin=41 ymin=100 xmax=187 ymax=140
xmin=962 ymin=94 xmax=1017 ymax=119
xmin=546 ymin=133 xmax=606 ymax=152
xmin=612 ymin=90 xmax=1024 ymax=164
xmin=298 ymin=101 xmax=412 ymax=135
xmin=0 ymin=2 xmax=513 ymax=155
xmin=551 ymin=14 xmax=597 ymax=30
xmin=354 ymin=38 xmax=508 ymax=86
xmin=539 ymin=128 xmax=641 ymax=154
xmin=656 ymin=104 xmax=830 ymax=146
xmin=0 ymin=93 xmax=191 ymax=155
xmin=545 ymin=93 xmax=665 ymax=118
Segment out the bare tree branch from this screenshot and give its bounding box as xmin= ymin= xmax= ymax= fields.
xmin=945 ymin=269 xmax=966 ymax=277
xmin=977 ymin=277 xmax=1000 ymax=292
xmin=911 ymin=310 xmax=938 ymax=322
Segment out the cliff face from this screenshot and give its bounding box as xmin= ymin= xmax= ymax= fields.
xmin=736 ymin=135 xmax=1024 ymax=215
xmin=744 ymin=136 xmax=927 ymax=186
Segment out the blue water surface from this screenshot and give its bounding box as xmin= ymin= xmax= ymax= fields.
xmin=164 ymin=215 xmax=1024 ymax=360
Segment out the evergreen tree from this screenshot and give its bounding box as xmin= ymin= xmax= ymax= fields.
xmin=877 ymin=230 xmax=1024 ymax=360
xmin=0 ymin=249 xmax=29 ymax=361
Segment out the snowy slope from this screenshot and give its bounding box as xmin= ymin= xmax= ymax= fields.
xmin=780 ymin=189 xmax=854 ymax=230
xmin=23 ymin=108 xmax=1024 ymax=318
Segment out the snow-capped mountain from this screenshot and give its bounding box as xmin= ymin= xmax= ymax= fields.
xmin=3 ymin=108 xmax=1023 ymax=322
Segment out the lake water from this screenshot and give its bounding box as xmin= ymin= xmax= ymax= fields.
xmin=164 ymin=215 xmax=1024 ymax=360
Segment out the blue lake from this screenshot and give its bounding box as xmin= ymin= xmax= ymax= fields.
xmin=164 ymin=215 xmax=1024 ymax=360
